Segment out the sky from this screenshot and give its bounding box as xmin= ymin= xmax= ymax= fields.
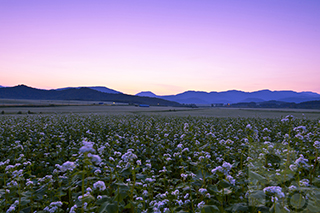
xmin=1 ymin=0 xmax=320 ymax=95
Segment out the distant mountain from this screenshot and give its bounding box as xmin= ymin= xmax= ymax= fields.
xmin=136 ymin=89 xmax=320 ymax=104
xmin=231 ymin=100 xmax=320 ymax=109
xmin=0 ymin=85 xmax=182 ymax=106
xmin=56 ymin=86 xmax=121 ymax=94
xmin=136 ymin=91 xmax=158 ymax=98
xmin=0 ymin=85 xmax=3 ymax=88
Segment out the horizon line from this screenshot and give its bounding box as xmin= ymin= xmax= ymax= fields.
xmin=0 ymin=84 xmax=319 ymax=96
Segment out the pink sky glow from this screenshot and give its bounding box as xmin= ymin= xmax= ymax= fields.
xmin=1 ymin=0 xmax=320 ymax=95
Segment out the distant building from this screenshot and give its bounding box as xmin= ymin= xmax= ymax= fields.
xmin=211 ymin=103 xmax=224 ymax=107
xmin=139 ymin=104 xmax=149 ymax=107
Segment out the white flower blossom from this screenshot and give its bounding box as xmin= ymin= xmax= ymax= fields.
xmin=93 ymin=181 xmax=106 ymax=191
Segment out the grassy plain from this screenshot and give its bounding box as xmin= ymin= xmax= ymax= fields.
xmin=0 ymin=99 xmax=320 ymax=119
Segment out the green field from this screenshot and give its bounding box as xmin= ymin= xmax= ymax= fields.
xmin=1 ymin=113 xmax=320 ymax=212
xmin=1 ymin=103 xmax=320 ymax=120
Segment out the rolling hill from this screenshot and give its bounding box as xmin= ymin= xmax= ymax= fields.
xmin=0 ymin=85 xmax=182 ymax=106
xmin=56 ymin=86 xmax=121 ymax=94
xmin=136 ymin=90 xmax=320 ymax=104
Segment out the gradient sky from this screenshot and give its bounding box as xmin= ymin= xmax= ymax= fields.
xmin=1 ymin=0 xmax=320 ymax=95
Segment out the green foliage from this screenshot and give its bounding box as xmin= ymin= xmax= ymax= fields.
xmin=0 ymin=114 xmax=319 ymax=212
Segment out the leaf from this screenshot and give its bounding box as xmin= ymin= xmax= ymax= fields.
xmin=249 ymin=190 xmax=266 ymax=200
xmin=34 ymin=185 xmax=48 ymax=200
xmin=120 ymin=167 xmax=132 ymax=177
xmin=248 ymin=171 xmax=267 ymax=184
xmin=99 ymin=202 xmax=118 ymax=213
xmin=96 ymin=195 xmax=111 ymax=205
xmin=218 ymin=179 xmax=231 ymax=188
xmin=207 ymin=184 xmax=219 ymax=193
xmin=113 ymin=183 xmax=130 ymax=202
xmin=232 ymin=203 xmax=248 ymax=212
xmin=201 ymin=205 xmax=220 ymax=213
xmin=21 ymin=207 xmax=31 ymax=213
xmin=136 ymin=173 xmax=146 ymax=180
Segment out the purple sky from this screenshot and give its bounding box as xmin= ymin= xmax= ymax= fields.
xmin=1 ymin=0 xmax=320 ymax=95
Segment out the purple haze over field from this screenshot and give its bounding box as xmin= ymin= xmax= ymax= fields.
xmin=1 ymin=0 xmax=320 ymax=95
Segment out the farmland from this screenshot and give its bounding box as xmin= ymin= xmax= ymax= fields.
xmin=1 ymin=110 xmax=320 ymax=212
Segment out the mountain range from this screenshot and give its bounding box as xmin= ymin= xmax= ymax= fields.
xmin=0 ymin=85 xmax=182 ymax=106
xmin=56 ymin=86 xmax=122 ymax=94
xmin=1 ymin=84 xmax=320 ymax=106
xmin=136 ymin=90 xmax=320 ymax=104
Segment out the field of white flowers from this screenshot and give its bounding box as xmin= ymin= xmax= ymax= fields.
xmin=0 ymin=114 xmax=320 ymax=213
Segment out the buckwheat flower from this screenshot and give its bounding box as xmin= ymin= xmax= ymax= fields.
xmin=93 ymin=181 xmax=106 ymax=191
xmin=177 ymin=144 xmax=183 ymax=149
xmin=7 ymin=180 xmax=18 ymax=188
xmin=109 ymin=157 xmax=115 ymax=161
xmin=94 ymin=169 xmax=101 ymax=175
xmin=159 ymin=166 xmax=167 ymax=173
xmin=171 ymin=189 xmax=179 ymax=196
xmin=26 ymin=180 xmax=34 ymax=186
xmin=184 ymin=123 xmax=189 ymax=131
xmin=142 ymin=190 xmax=148 ymax=196
xmin=114 ymin=151 xmax=122 ymax=156
xmin=300 ymin=179 xmax=309 ymax=187
xmin=164 ymin=208 xmax=170 ymax=213
xmin=289 ymin=164 xmax=297 ymax=171
xmin=69 ymin=205 xmax=77 ymax=213
xmin=83 ymin=202 xmax=88 ymax=211
xmin=295 ymin=134 xmax=304 ymax=140
xmin=263 ymin=186 xmax=285 ymax=198
xmin=176 ymin=200 xmax=183 ymax=206
xmin=226 ymin=175 xmax=236 ymax=185
xmin=146 ymin=178 xmax=155 ymax=182
xmin=314 ymin=141 xmax=320 ymax=150
xmin=183 ymin=193 xmax=189 ymax=199
xmin=60 ymin=161 xmax=76 ymax=172
xmin=181 ymin=173 xmax=188 ymax=180
xmin=97 ymin=195 xmax=102 ymax=199
xmin=222 ymin=161 xmax=232 ymax=171
xmin=199 ymin=188 xmax=207 ymax=194
xmin=136 ymin=160 xmax=141 ymax=165
xmin=44 ymin=206 xmax=58 ymax=213
xmin=289 ymin=185 xmax=297 ymax=191
xmin=295 ymin=155 xmax=309 ymax=167
xmin=23 ymin=161 xmax=31 ymax=166
xmin=246 ymin=124 xmax=252 ymax=129
xmin=87 ymin=153 xmax=102 ymax=165
xmin=136 ymin=197 xmax=143 ymax=201
xmin=182 ymin=148 xmax=189 ymax=153
xmin=78 ymin=191 xmax=91 ymax=202
xmin=6 ymin=206 xmax=15 ymax=213
xmin=86 ymin=187 xmax=92 ymax=192
xmin=206 ymin=193 xmax=211 ymax=198
xmin=293 ymin=126 xmax=307 ymax=133
xmin=197 ymin=201 xmax=205 ymax=209
xmin=0 ymin=159 xmax=10 ymax=167
xmin=79 ymin=141 xmax=95 ymax=153
xmin=12 ymin=169 xmax=23 ymax=178
xmin=98 ymin=146 xmax=105 ymax=155
xmin=164 ymin=133 xmax=169 ymax=137
xmin=50 ymin=201 xmax=62 ymax=207
xmin=121 ymin=151 xmax=138 ymax=162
